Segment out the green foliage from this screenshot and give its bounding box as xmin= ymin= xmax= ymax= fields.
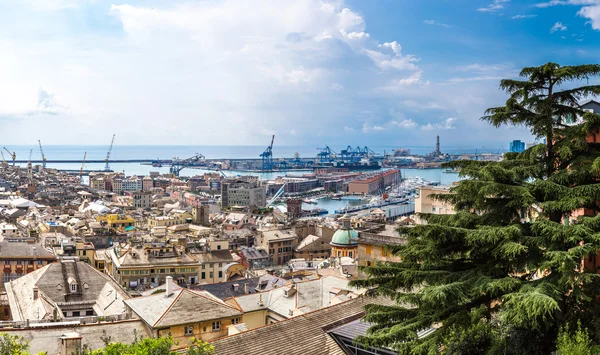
xmin=0 ymin=334 xmax=30 ymax=355
xmin=186 ymin=338 xmax=215 ymax=355
xmin=556 ymin=321 xmax=599 ymax=355
xmin=88 ymin=337 xmax=175 ymax=355
xmin=351 ymin=63 xmax=600 ymax=354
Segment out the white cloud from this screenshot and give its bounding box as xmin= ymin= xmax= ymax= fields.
xmin=362 ymin=122 xmax=385 ymax=133
xmin=421 ymin=117 xmax=457 ymax=131
xmin=423 ymin=20 xmax=453 ymax=28
xmin=477 ymin=0 xmax=511 ymax=12
xmin=550 ymin=21 xmax=567 ymax=32
xmin=379 ymin=41 xmax=402 ymax=56
xmin=363 ymin=49 xmax=419 ymax=71
xmin=511 ymin=14 xmax=538 ymax=19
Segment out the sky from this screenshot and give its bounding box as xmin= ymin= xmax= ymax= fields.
xmin=1 ymin=0 xmax=600 ymax=150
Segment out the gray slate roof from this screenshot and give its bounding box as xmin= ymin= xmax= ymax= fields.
xmin=0 ymin=242 xmax=56 ymax=259
xmin=192 ymin=278 xmax=259 ymax=300
xmin=125 ymin=288 xmax=242 ymax=329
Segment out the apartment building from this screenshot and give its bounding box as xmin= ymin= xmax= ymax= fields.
xmin=132 ymin=191 xmax=153 ymax=209
xmin=105 ymin=243 xmax=199 ymax=289
xmin=255 ymin=229 xmax=299 ymax=265
xmin=414 ymin=186 xmax=455 ymax=223
xmin=221 ymin=179 xmax=266 ymax=208
xmin=347 ymin=169 xmax=400 ymax=195
xmin=0 ymin=242 xmax=57 ymax=288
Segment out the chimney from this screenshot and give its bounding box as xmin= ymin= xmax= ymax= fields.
xmin=165 ymin=276 xmax=174 ymax=297
xmin=258 ymin=293 xmax=264 ymax=306
xmin=244 ymin=283 xmax=249 ymax=294
xmin=33 ymin=286 xmax=39 ymax=300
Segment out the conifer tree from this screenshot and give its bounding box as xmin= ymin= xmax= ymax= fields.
xmin=351 ymin=63 xmax=600 ymax=354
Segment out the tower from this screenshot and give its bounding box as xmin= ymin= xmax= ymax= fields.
xmin=436 ymin=135 xmax=441 ymax=155
xmin=286 ymin=198 xmax=303 ymax=218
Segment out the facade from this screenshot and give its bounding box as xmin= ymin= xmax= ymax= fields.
xmin=357 ymin=225 xmax=405 ymax=268
xmin=294 ymin=235 xmax=331 ymax=260
xmin=255 ymin=229 xmax=299 ymax=265
xmin=221 ymin=179 xmax=266 ymax=208
xmin=509 ymin=140 xmax=525 ymax=153
xmin=192 ymin=205 xmax=210 ymax=225
xmin=347 ymin=169 xmax=400 ymax=195
xmin=124 ymin=280 xmax=243 ymax=345
xmin=147 ymin=211 xmax=192 ymax=228
xmin=286 ymin=199 xmax=303 ymax=218
xmin=105 ymin=243 xmax=200 ymax=289
xmin=414 ymin=186 xmax=455 ymax=223
xmin=282 ymin=178 xmax=320 ymax=194
xmin=142 ymin=176 xmax=154 ymax=191
xmin=0 ymin=242 xmax=57 ymax=288
xmin=122 ymin=176 xmax=142 ymax=192
xmin=132 ymin=191 xmax=152 ymax=209
xmin=0 ymin=223 xmax=20 ymax=239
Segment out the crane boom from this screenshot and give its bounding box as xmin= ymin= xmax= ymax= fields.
xmin=0 ymin=151 xmax=6 ymax=166
xmin=104 ymin=134 xmax=115 ymax=171
xmin=2 ymin=147 xmax=15 ymax=165
xmin=270 ymin=135 xmax=275 ymax=150
xmin=80 ymin=152 xmax=87 ymax=184
xmin=38 ymin=140 xmax=47 ymax=168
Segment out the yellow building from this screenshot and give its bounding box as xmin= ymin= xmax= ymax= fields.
xmin=357 ymin=225 xmax=405 ymax=268
xmin=147 ymin=211 xmax=193 ymax=228
xmin=96 ymin=214 xmax=135 ymax=230
xmin=125 ymin=280 xmax=243 ymax=346
xmin=75 ymin=242 xmax=96 ymax=265
xmin=414 ymin=186 xmax=455 ymax=224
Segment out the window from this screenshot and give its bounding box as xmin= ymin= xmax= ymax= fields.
xmin=170 ymin=268 xmax=175 ymax=273
xmin=82 ymin=250 xmax=87 ymax=256
xmin=201 ymin=272 xmax=206 ymax=279
xmin=3 ymin=261 xmax=9 ymax=265
xmin=218 ymin=263 xmax=222 ymax=268
xmin=184 ymin=325 xmax=194 ymax=336
xmin=209 ymin=272 xmax=214 ymax=279
xmin=86 ymin=310 xmax=94 ymax=316
xmin=72 ymin=311 xmax=80 ymax=317
xmin=365 ymin=245 xmax=372 ymax=255
xmin=217 ymin=245 xmax=221 ymax=250
xmin=70 ymin=284 xmax=77 ymax=292
xmin=381 ymin=247 xmax=387 ymax=257
xmin=218 ymin=271 xmax=223 ymax=279
xmin=212 ymin=321 xmax=221 ymax=331
xmin=232 ymin=317 xmax=241 ymax=325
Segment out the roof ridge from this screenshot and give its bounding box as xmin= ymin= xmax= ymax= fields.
xmin=186 ymin=288 xmax=243 ymax=312
xmin=152 ymin=289 xmax=184 ymax=327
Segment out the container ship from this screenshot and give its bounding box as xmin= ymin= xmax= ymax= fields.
xmin=313 ymin=158 xmax=381 ymax=171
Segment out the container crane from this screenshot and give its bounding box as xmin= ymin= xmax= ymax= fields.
xmin=38 ymin=140 xmax=47 ymax=168
xmin=80 ymin=152 xmax=87 ymax=184
xmin=260 ymin=135 xmax=275 ymax=171
xmin=104 ymin=134 xmax=115 ymax=172
xmin=2 ymin=147 xmax=15 ymax=165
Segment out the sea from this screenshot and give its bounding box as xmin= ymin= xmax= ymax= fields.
xmin=6 ymin=145 xmax=462 ymax=213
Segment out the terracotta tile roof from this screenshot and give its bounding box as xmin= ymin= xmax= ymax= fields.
xmin=209 ymin=296 xmax=393 ymax=355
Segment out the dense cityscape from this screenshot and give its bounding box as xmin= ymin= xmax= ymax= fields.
xmin=5 ymin=0 xmax=600 ymax=354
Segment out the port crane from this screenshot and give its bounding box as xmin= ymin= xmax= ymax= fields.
xmin=79 ymin=152 xmax=87 ymax=184
xmin=0 ymin=152 xmax=6 ymax=166
xmin=316 ymin=146 xmax=336 ymax=163
xmin=2 ymin=147 xmax=15 ymax=165
xmin=260 ymin=135 xmax=275 ymax=171
xmin=104 ymin=134 xmax=115 ymax=172
xmin=38 ymin=140 xmax=47 ymax=168
xmin=169 ymin=153 xmax=206 ymax=176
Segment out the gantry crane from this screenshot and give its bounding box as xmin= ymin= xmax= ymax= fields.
xmin=38 ymin=140 xmax=47 ymax=168
xmin=2 ymin=147 xmax=15 ymax=165
xmin=0 ymin=151 xmax=7 ymax=166
xmin=80 ymin=152 xmax=87 ymax=184
xmin=104 ymin=134 xmax=115 ymax=172
xmin=260 ymin=135 xmax=275 ymax=171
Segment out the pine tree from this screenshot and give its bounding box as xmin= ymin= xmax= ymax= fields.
xmin=351 ymin=63 xmax=600 ymax=354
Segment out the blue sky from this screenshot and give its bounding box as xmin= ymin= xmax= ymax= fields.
xmin=0 ymin=0 xmax=599 ymax=150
